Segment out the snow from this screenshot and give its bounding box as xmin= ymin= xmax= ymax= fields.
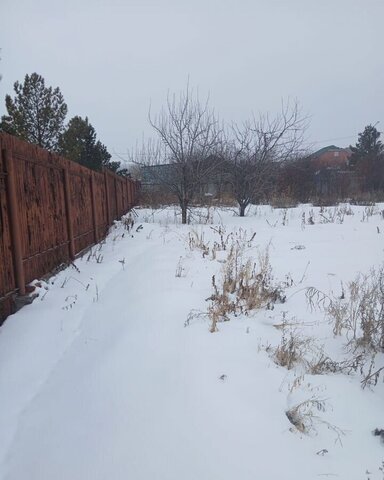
xmin=0 ymin=204 xmax=383 ymax=479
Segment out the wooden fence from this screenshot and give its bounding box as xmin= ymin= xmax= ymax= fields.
xmin=0 ymin=133 xmax=139 ymax=323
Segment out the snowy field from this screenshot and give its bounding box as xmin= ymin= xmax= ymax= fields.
xmin=0 ymin=203 xmax=383 ymax=480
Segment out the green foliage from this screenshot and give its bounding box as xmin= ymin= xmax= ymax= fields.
xmin=58 ymin=116 xmax=126 ymax=174
xmin=58 ymin=116 xmax=95 ymax=166
xmin=350 ymin=124 xmax=383 ymax=166
xmin=0 ymin=72 xmax=67 ymax=150
xmin=350 ymin=124 xmax=384 ymax=191
xmin=107 ymin=161 xmax=129 ymax=176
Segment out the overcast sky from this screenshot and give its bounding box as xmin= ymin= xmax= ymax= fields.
xmin=1 ymin=0 xmax=383 ymax=164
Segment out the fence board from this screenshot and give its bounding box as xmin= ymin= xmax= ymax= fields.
xmin=0 ymin=149 xmax=15 ymax=320
xmin=106 ymin=172 xmax=117 ymax=221
xmin=13 ymin=154 xmax=69 ymax=283
xmin=94 ymin=172 xmax=109 ymax=233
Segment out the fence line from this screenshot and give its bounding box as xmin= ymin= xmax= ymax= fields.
xmin=0 ymin=133 xmax=139 ymax=323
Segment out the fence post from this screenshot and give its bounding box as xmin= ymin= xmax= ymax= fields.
xmin=131 ymin=181 xmax=135 ymax=205
xmin=90 ymin=172 xmax=98 ymax=243
xmin=4 ymin=148 xmax=26 ymax=296
xmin=125 ymin=177 xmax=131 ymax=211
xmin=63 ymin=167 xmax=75 ymax=260
xmin=114 ymin=177 xmax=119 ymax=217
xmin=104 ymin=169 xmax=111 ymax=225
xmin=127 ymin=179 xmax=132 ymax=207
xmin=128 ymin=178 xmax=133 ymax=208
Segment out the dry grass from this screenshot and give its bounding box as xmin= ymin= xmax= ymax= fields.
xmin=305 ymin=266 xmax=384 ymax=387
xmin=286 ymin=396 xmax=326 ymax=434
xmin=188 ymin=229 xmax=210 ymax=258
xmin=270 ymin=194 xmax=298 ymax=209
xmin=302 ymin=205 xmax=355 ymax=226
xmin=270 ymin=308 xmax=367 ymax=378
xmin=138 ymin=189 xmax=179 ymax=208
xmin=307 ymin=348 xmax=365 ymax=376
xmin=187 ymin=225 xmax=285 ymax=332
xmin=286 ymin=397 xmax=345 ymax=443
xmin=325 ymin=268 xmax=384 ymax=351
xmin=273 ymin=327 xmax=312 ymax=370
xmin=122 ymin=211 xmax=135 ymax=231
xmin=207 ymin=243 xmax=285 ymax=332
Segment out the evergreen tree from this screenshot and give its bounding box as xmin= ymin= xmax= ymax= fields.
xmin=106 ymin=160 xmax=129 ymax=176
xmin=350 ymin=124 xmax=383 ymax=166
xmin=93 ymin=139 xmax=113 ymax=171
xmin=350 ymin=124 xmax=384 ymax=191
xmin=59 ymin=116 xmax=98 ymax=169
xmin=59 ymin=116 xmax=124 ymax=173
xmin=0 ymin=73 xmax=67 ymax=150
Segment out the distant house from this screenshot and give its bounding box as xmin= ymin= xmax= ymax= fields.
xmin=140 ymin=164 xmax=176 ymax=187
xmin=309 ymin=146 xmax=361 ymax=197
xmin=310 ymin=145 xmax=352 ymax=169
xmin=140 ymin=162 xmax=231 ymax=200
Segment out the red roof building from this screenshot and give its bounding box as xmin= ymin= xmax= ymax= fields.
xmin=310 ymin=145 xmax=351 ymax=169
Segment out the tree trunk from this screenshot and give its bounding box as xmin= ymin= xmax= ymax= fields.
xmin=239 ymin=203 xmax=246 ymax=217
xmin=181 ymin=205 xmax=188 ymax=224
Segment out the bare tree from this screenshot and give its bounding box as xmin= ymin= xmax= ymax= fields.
xmin=225 ymin=100 xmax=308 ymax=216
xmin=147 ymin=85 xmax=222 ymax=224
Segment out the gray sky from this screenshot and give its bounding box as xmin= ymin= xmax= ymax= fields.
xmin=1 ymin=0 xmax=383 ymax=164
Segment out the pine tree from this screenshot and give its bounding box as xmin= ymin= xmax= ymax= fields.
xmin=93 ymin=139 xmax=113 ymax=171
xmin=350 ymin=124 xmax=384 ymax=191
xmin=59 ymin=116 xmax=96 ymax=168
xmin=0 ymin=73 xmax=67 ymax=150
xmin=350 ymin=124 xmax=383 ymax=166
xmin=58 ymin=116 xmax=123 ymax=173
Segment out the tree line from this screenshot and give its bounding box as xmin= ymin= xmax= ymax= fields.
xmin=1 ymin=74 xmax=382 ymax=221
xmin=277 ymin=125 xmax=384 ymax=204
xmin=136 ymin=86 xmax=309 ymax=222
xmin=0 ymin=73 xmax=128 ymax=175
xmin=139 ymin=86 xmax=383 ymax=222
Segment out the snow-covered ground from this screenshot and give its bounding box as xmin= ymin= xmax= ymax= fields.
xmin=0 ymin=203 xmax=383 ymax=480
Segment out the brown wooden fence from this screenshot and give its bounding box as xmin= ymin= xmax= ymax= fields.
xmin=0 ymin=133 xmax=139 ymax=323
